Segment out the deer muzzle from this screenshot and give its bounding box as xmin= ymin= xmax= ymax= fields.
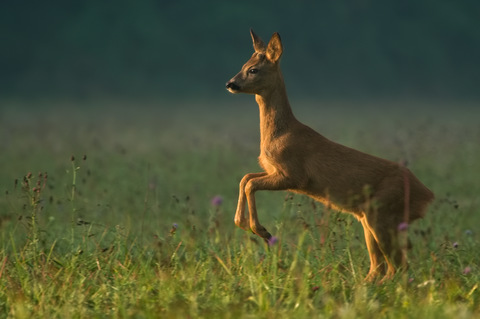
xmin=226 ymin=81 xmax=240 ymax=93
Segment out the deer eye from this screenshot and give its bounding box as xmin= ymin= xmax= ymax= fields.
xmin=248 ymin=68 xmax=258 ymax=74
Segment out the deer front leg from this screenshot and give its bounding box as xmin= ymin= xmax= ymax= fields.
xmin=244 ymin=173 xmax=292 ymax=240
xmin=235 ymin=172 xmax=267 ymax=231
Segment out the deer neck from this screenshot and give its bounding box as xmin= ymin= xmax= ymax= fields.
xmin=255 ymin=79 xmax=295 ymax=144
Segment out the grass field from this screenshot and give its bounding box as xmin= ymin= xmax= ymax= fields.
xmin=0 ymin=99 xmax=479 ymax=318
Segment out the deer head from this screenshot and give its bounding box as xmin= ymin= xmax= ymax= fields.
xmin=226 ymin=29 xmax=283 ymax=95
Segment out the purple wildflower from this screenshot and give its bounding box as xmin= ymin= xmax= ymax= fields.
xmin=453 ymin=242 xmax=459 ymax=249
xmin=211 ymin=195 xmax=223 ymax=207
xmin=397 ymin=222 xmax=409 ymax=232
xmin=463 ymin=266 xmax=471 ymax=275
xmin=268 ymin=236 xmax=279 ymax=246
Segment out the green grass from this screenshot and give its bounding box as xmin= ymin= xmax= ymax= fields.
xmin=0 ymin=99 xmax=479 ymax=318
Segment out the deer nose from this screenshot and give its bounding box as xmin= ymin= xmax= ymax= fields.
xmin=226 ymin=81 xmax=240 ymax=91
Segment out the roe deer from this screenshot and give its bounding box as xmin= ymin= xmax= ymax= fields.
xmin=225 ymin=30 xmax=434 ymax=281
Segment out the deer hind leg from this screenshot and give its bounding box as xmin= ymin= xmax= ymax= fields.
xmin=244 ymin=173 xmax=292 ymax=240
xmin=235 ymin=172 xmax=267 ymax=231
xmin=363 ymin=212 xmax=405 ymax=281
xmin=361 ymin=217 xmax=387 ymax=281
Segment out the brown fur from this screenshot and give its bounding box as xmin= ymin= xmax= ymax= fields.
xmin=226 ymin=30 xmax=434 ymax=281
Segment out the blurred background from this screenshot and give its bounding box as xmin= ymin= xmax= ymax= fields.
xmin=1 ymin=0 xmax=479 ymax=104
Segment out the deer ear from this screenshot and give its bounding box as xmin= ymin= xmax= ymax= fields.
xmin=266 ymin=32 xmax=283 ymax=63
xmin=250 ymin=29 xmax=266 ymax=53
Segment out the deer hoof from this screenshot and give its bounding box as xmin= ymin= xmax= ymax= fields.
xmin=364 ymin=272 xmax=380 ymax=283
xmin=252 ymin=225 xmax=272 ymax=240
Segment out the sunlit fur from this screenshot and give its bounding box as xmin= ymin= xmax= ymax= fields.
xmin=226 ymin=30 xmax=434 ymax=282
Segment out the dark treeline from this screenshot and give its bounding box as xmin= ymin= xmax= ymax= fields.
xmin=1 ymin=0 xmax=479 ymax=100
